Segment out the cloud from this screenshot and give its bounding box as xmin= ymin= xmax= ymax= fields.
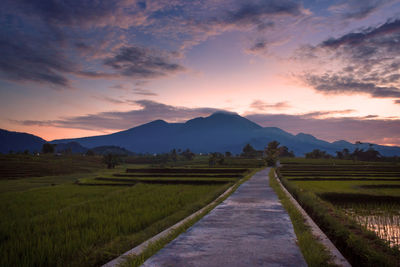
xmin=250 ymin=100 xmax=290 ymax=111
xmin=0 ymin=0 xmax=307 ymax=87
xmin=12 ymin=100 xmax=222 ymax=131
xmin=301 ymin=109 xmax=355 ymax=118
xmin=0 ymin=1 xmax=183 ymax=87
xmin=0 ymin=26 xmax=74 ymax=87
xmin=297 ymin=18 xmax=400 ymax=101
xmin=133 ymin=88 xmax=158 ymax=96
xmin=8 ymin=0 xmax=148 ymax=29
xmin=104 ymin=46 xmax=184 ymax=79
xmin=304 ymin=74 xmax=400 ymax=98
xmin=246 ymin=112 xmax=400 ymax=146
xmin=225 ymin=0 xmax=302 ymax=29
xmin=329 ymin=0 xmax=392 ymax=20
xmin=92 ymin=95 xmax=127 ymax=105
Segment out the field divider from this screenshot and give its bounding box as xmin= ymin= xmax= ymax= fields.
xmin=102 ymin=171 xmax=251 ymax=267
xmin=273 ymin=169 xmax=351 ymax=267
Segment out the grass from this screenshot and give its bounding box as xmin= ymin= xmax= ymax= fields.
xmin=268 ymin=169 xmax=335 ymax=267
xmin=119 ymin=167 xmax=262 ymax=267
xmin=0 ymin=182 xmax=231 ymax=267
xmin=278 ymin=158 xmax=400 ymax=266
xmin=0 ymin=154 xmax=103 ymax=179
xmin=290 ymin=180 xmax=400 ymax=196
xmin=0 ymin=154 xmax=259 ymax=266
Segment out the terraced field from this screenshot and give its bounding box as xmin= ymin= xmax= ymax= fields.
xmin=0 ymin=156 xmax=254 ymax=267
xmin=278 ymin=158 xmax=400 ymax=266
xmin=0 ymin=154 xmax=103 ymax=179
xmin=78 ymin=167 xmax=248 ymax=187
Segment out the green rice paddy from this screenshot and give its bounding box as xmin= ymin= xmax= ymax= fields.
xmin=278 ymin=158 xmax=400 ymax=266
xmin=0 ymin=155 xmax=252 ymax=266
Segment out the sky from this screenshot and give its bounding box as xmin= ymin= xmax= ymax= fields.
xmin=1 ymin=0 xmax=400 ymax=146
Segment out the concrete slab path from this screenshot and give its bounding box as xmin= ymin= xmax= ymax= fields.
xmin=141 ymin=168 xmax=307 ymax=267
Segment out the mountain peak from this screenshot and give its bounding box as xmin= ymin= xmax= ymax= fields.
xmin=209 ymin=111 xmax=239 ymax=117
xmin=185 ymin=112 xmax=262 ymax=130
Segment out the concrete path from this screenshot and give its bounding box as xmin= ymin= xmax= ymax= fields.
xmin=142 ymin=168 xmax=307 ymax=267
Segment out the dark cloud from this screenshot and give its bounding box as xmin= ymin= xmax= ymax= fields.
xmin=246 ymin=112 xmax=400 ymax=145
xmin=250 ymin=100 xmax=290 ymax=110
xmin=299 ymin=18 xmax=400 ymax=101
xmin=249 ymin=41 xmax=269 ymax=53
xmin=8 ymin=0 xmax=132 ymax=28
xmin=0 ymin=0 xmax=306 ymax=87
xmin=104 ymin=46 xmax=184 ymax=79
xmin=226 ymin=0 xmax=301 ymax=28
xmin=304 ymin=74 xmax=400 ymax=98
xmin=0 ymin=1 xmax=183 ymax=87
xmin=321 ymin=18 xmax=400 ymax=49
xmin=0 ymin=31 xmax=73 ymax=87
xmin=12 ymin=100 xmax=222 ymax=131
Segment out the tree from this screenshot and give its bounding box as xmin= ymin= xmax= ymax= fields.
xmin=209 ymin=152 xmax=224 ymax=166
xmin=264 ymin=141 xmax=280 ymax=166
xmin=86 ymin=149 xmax=95 ymax=156
xmin=305 ymin=149 xmax=331 ymax=159
xmin=170 ymin=149 xmax=178 ymax=162
xmin=225 ymin=151 xmax=232 ymax=157
xmin=336 ymin=151 xmax=344 ymax=159
xmin=241 ymin=144 xmax=257 ymax=158
xmin=351 ymin=146 xmax=381 ymax=161
xmin=278 ymin=146 xmax=295 ymax=157
xmin=42 ymin=143 xmax=56 ymax=154
xmin=208 ymin=154 xmax=217 ymax=167
xmin=103 ymin=153 xmax=121 ymax=169
xmin=181 ymin=149 xmax=195 ymax=161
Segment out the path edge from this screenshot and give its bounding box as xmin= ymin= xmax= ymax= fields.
xmin=273 ymin=169 xmax=351 ymax=267
xmin=102 ymin=169 xmax=261 ymax=267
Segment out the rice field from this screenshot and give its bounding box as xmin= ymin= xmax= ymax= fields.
xmin=0 ymin=155 xmax=253 ymax=266
xmin=278 ymin=158 xmax=400 ymax=266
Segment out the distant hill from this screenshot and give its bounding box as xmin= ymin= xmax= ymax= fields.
xmin=50 ymin=112 xmax=400 ymax=156
xmin=0 ymin=129 xmax=46 ymax=153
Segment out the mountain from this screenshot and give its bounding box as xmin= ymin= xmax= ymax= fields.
xmin=51 ymin=112 xmax=400 ymax=156
xmin=0 ymin=129 xmax=46 ymax=153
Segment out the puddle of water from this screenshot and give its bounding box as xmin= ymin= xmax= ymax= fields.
xmin=346 ymin=211 xmax=400 ymax=248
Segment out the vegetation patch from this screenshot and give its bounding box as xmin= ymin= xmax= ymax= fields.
xmin=0 ymin=182 xmax=230 ymax=267
xmin=125 ymin=168 xmax=248 ymax=174
xmin=0 ymin=154 xmax=102 ymax=179
xmin=319 ymin=193 xmax=400 ymax=205
xmin=114 ymin=173 xmax=242 ymax=178
xmin=279 ymin=158 xmax=400 ymax=266
xmin=268 ymin=169 xmax=335 ymax=266
xmin=93 ymin=177 xmax=233 ymax=185
xmin=358 ymin=184 xmax=400 ymax=189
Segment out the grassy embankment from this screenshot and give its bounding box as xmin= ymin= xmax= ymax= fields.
xmin=0 ymin=154 xmax=259 ymax=266
xmin=278 ymin=158 xmax=400 ymax=266
xmin=268 ymin=169 xmax=335 ymax=266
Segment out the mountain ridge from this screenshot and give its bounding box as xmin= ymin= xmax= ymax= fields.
xmin=50 ymin=112 xmax=400 ymax=156
xmin=2 ymin=113 xmax=400 ymax=156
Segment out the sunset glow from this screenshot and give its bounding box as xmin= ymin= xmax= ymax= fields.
xmin=1 ymin=0 xmax=399 ymax=145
